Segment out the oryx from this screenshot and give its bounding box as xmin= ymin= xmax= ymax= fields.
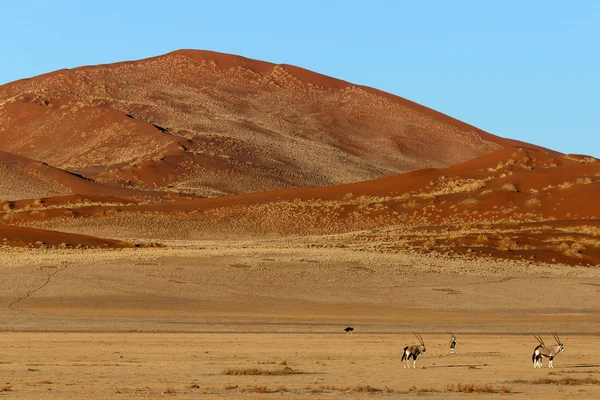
xmin=531 ymin=334 xmax=545 ymax=368
xmin=447 ymin=330 xmax=457 ymax=354
xmin=534 ymin=333 xmax=564 ymax=368
xmin=402 ymin=333 xmax=426 ymax=368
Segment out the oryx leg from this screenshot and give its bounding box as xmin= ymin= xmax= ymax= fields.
xmin=549 ymin=357 xmax=554 ymax=368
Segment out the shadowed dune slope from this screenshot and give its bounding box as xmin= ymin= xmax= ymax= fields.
xmin=0 ymin=225 xmax=131 ymax=248
xmin=0 ymin=49 xmax=543 ymax=197
xmin=0 ymin=151 xmax=192 ymax=202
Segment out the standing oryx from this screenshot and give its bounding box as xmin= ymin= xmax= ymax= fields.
xmin=402 ymin=333 xmax=427 ymax=368
xmin=533 ymin=333 xmax=564 ymax=368
xmin=532 ymin=334 xmax=545 ymax=367
xmin=448 ymin=330 xmax=457 ymax=354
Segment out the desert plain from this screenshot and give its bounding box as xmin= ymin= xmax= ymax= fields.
xmin=0 ymin=242 xmax=598 ymax=399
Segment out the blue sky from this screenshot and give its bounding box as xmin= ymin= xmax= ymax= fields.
xmin=1 ymin=0 xmax=598 ymax=156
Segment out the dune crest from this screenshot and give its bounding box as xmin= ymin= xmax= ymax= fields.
xmin=0 ymin=49 xmax=529 ymax=197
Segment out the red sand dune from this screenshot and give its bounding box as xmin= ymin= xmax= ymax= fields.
xmin=0 ymin=225 xmax=131 ymax=249
xmin=0 ymin=50 xmax=596 ymax=266
xmin=0 ymin=50 xmax=546 ymax=197
xmin=0 ymin=150 xmax=191 ymax=202
xmin=7 ymin=146 xmax=599 ymax=265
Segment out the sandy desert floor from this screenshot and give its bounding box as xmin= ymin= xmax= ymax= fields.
xmin=0 ymin=241 xmax=598 ymax=398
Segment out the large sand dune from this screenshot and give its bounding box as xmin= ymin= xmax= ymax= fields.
xmin=0 ymin=50 xmax=534 ymax=196
xmin=7 ymin=146 xmax=598 ymax=264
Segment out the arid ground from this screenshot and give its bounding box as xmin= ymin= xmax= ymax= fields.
xmin=0 ymin=242 xmax=598 ymax=398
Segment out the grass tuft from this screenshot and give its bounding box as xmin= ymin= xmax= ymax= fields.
xmin=222 ymin=366 xmax=299 ymax=375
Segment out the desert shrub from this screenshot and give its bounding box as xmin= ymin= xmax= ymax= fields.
xmin=222 ymin=366 xmax=298 ymax=375
xmin=502 ymin=183 xmax=518 ymax=192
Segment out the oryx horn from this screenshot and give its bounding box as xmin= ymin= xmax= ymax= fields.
xmin=552 ymin=332 xmax=562 ymax=345
xmin=414 ymin=332 xmax=424 ymax=345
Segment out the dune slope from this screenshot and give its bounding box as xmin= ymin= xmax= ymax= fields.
xmin=0 ymin=50 xmax=534 ymax=196
xmin=6 ymin=146 xmax=599 ymax=265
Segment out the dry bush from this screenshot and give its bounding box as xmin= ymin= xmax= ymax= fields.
xmin=525 ymin=197 xmax=541 ymax=207
xmin=306 ymin=385 xmax=384 ymax=394
xmin=501 ymin=183 xmax=518 ymax=192
xmin=514 ymin=376 xmax=600 ymax=385
xmin=558 ymin=181 xmax=573 ymax=190
xmin=576 ymin=177 xmax=593 ymax=185
xmin=222 ymin=366 xmax=298 ymax=375
xmin=408 ymin=382 xmax=510 ymax=394
xmin=563 ymin=248 xmax=584 ymax=259
xmin=448 ymin=383 xmax=495 ymax=393
xmin=241 ymin=386 xmax=287 ymax=393
xmin=408 ymin=385 xmax=440 ymax=393
xmin=498 ymin=237 xmax=519 ymax=251
xmin=403 ymin=200 xmax=418 ymax=208
xmin=563 ymin=154 xmax=597 ymax=164
xmin=162 ymin=386 xmax=176 ymax=394
xmin=0 ymin=385 xmax=12 ymax=392
xmin=352 ymin=385 xmax=382 ymax=393
xmin=427 ymin=178 xmax=486 ymax=196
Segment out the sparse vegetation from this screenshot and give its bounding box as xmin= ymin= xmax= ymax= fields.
xmin=222 ymin=366 xmax=299 ymax=375
xmin=408 ymin=383 xmax=510 ymax=394
xmin=162 ymin=386 xmax=176 ymax=394
xmin=501 ymin=183 xmax=518 ymax=192
xmin=513 ymin=376 xmax=600 ymax=385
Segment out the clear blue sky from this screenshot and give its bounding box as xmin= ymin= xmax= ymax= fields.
xmin=1 ymin=1 xmax=598 ymax=156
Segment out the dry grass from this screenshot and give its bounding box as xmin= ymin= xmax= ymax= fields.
xmin=162 ymin=386 xmax=176 ymax=394
xmin=352 ymin=385 xmax=382 ymax=393
xmin=513 ymin=376 xmax=600 ymax=385
xmin=559 ymin=181 xmax=573 ymax=190
xmin=525 ymin=197 xmax=541 ymax=207
xmin=448 ymin=383 xmax=495 ymax=393
xmin=563 ymin=154 xmax=597 ymax=164
xmin=409 ymin=383 xmax=510 ymax=394
xmin=241 ymin=386 xmax=288 ymax=393
xmin=307 ymin=385 xmax=384 ymax=393
xmin=501 ymin=183 xmax=518 ymax=192
xmin=576 ymin=177 xmax=593 ymax=185
xmin=222 ymin=366 xmax=299 ymax=375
